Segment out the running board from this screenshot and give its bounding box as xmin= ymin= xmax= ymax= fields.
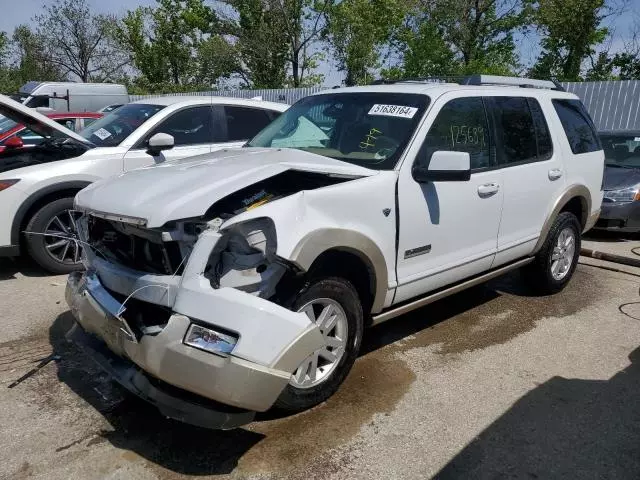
xmin=371 ymin=257 xmax=534 ymax=325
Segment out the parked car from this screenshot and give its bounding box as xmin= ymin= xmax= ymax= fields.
xmin=0 ymin=112 xmax=103 ymax=152
xmin=0 ymin=94 xmax=289 ymax=273
xmin=10 ymin=81 xmax=129 ymax=113
xmin=594 ymin=131 xmax=640 ymax=232
xmin=65 ymin=75 xmax=604 ymax=429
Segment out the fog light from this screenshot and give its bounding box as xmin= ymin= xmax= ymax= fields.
xmin=184 ymin=324 xmax=238 ymax=355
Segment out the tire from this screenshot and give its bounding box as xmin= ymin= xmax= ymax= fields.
xmin=275 ymin=277 xmax=364 ymax=412
xmin=25 ymin=197 xmax=83 ymax=274
xmin=524 ymin=211 xmax=581 ymax=294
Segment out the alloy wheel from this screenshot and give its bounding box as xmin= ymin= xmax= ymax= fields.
xmin=43 ymin=210 xmax=82 ymax=265
xmin=550 ymin=227 xmax=575 ymax=281
xmin=290 ymin=298 xmax=349 ymax=389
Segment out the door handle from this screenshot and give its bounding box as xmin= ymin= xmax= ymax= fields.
xmin=478 ymin=183 xmax=500 ymax=198
xmin=548 ymin=168 xmax=563 ymax=181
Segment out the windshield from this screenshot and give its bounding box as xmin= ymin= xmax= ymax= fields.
xmin=79 ymin=103 xmax=165 ymax=147
xmin=247 ymin=92 xmax=430 ymax=169
xmin=0 ymin=116 xmax=18 ymax=135
xmin=601 ymin=134 xmax=640 ymax=168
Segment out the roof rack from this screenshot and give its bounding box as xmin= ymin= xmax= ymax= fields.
xmin=371 ymin=74 xmax=565 ymax=91
xmin=462 ymin=75 xmax=565 ymax=91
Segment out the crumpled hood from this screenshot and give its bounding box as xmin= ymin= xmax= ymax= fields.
xmin=76 ymin=148 xmax=377 ymax=227
xmin=603 ymin=165 xmax=640 ymax=191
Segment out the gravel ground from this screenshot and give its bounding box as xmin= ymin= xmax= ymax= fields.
xmin=1 ymin=250 xmax=640 ymax=480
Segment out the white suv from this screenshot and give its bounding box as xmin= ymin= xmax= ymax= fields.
xmin=0 ymin=95 xmax=288 ymax=273
xmin=65 ymin=76 xmax=603 ymax=428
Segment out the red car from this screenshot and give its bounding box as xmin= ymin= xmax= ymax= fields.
xmin=0 ymin=112 xmax=103 ymax=152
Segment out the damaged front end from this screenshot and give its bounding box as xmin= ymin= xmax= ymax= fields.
xmin=65 ymin=171 xmax=356 ymax=427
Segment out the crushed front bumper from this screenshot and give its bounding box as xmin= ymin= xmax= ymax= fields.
xmin=65 ymin=270 xmax=323 ymax=426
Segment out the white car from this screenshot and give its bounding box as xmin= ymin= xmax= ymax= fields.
xmin=0 ymin=95 xmax=288 ymax=273
xmin=66 ymin=76 xmax=604 ymax=428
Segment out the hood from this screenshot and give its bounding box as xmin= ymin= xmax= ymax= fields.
xmin=76 ymin=148 xmax=378 ymax=227
xmin=0 ymin=94 xmax=91 ymax=145
xmin=603 ymin=165 xmax=640 ymax=191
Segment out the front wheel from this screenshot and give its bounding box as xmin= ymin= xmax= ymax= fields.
xmin=24 ymin=197 xmax=84 ymax=274
xmin=275 ymin=277 xmax=364 ymax=412
xmin=524 ymin=211 xmax=581 ymax=294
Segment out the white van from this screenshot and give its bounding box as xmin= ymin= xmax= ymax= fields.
xmin=11 ymin=82 xmax=129 ymax=113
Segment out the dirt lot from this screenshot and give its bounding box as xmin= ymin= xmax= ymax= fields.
xmin=2 ymin=239 xmax=640 ymax=480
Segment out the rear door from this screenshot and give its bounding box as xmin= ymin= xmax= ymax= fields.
xmin=491 ymin=96 xmax=566 ymax=266
xmin=123 ymin=105 xmax=217 ymax=171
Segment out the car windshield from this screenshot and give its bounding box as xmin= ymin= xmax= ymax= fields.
xmin=247 ymin=92 xmax=430 ymax=170
xmin=601 ymin=133 xmax=640 ymax=168
xmin=0 ymin=116 xmax=18 ymax=135
xmin=79 ymin=103 xmax=165 ymax=147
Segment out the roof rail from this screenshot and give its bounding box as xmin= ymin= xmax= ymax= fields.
xmin=462 ymin=75 xmax=565 ymax=91
xmin=370 ymin=74 xmax=565 ymax=91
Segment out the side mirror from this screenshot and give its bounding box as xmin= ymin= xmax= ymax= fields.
xmin=412 ymin=151 xmax=471 ymax=183
xmin=4 ymin=136 xmax=24 ymax=150
xmin=147 ymin=133 xmax=174 ymax=156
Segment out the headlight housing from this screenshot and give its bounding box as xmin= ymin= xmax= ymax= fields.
xmin=184 ymin=323 xmax=238 ymax=356
xmin=603 ymin=186 xmax=640 ymax=203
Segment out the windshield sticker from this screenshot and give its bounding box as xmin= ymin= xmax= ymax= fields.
xmin=368 ymin=104 xmax=418 ymax=119
xmin=93 ymin=128 xmax=112 ymax=141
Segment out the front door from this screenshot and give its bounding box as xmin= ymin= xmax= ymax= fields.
xmin=123 ymin=105 xmax=216 ymax=171
xmin=395 ymin=95 xmax=504 ymax=304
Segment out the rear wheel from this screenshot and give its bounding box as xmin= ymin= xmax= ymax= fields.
xmin=524 ymin=211 xmax=581 ymax=294
xmin=275 ymin=277 xmax=364 ymax=412
xmin=24 ymin=197 xmax=84 ymax=274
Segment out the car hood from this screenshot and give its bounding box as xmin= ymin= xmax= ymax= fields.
xmin=603 ymin=165 xmax=640 ymax=190
xmin=0 ymin=94 xmax=91 ymax=145
xmin=76 ymin=147 xmax=378 ymax=227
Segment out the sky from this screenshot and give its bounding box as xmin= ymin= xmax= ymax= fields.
xmin=1 ymin=0 xmax=639 ymax=88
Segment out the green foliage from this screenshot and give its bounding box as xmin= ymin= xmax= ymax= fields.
xmin=327 ymin=0 xmax=407 ymax=86
xmin=530 ymin=0 xmax=608 ymax=81
xmin=585 ymin=51 xmax=640 ymax=80
xmin=117 ymin=0 xmax=236 ymax=91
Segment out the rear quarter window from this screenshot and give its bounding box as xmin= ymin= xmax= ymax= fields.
xmin=552 ymin=99 xmax=601 ymax=154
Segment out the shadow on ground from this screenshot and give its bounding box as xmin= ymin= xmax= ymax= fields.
xmin=0 ymin=257 xmax=52 ymax=281
xmin=435 ymin=345 xmax=640 ymax=479
xmin=47 ymin=269 xmax=617 ymax=477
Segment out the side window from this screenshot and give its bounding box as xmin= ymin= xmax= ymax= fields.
xmin=148 ymin=106 xmax=214 ymax=146
xmin=224 ymin=106 xmax=273 ymax=141
xmin=528 ymin=98 xmax=553 ymax=160
xmin=16 ymin=129 xmax=44 ymax=145
xmin=552 ymin=99 xmax=601 ymax=154
xmin=492 ymin=97 xmax=537 ymax=164
xmin=25 ymin=95 xmax=50 ymax=108
xmin=418 ymin=97 xmax=491 ymax=170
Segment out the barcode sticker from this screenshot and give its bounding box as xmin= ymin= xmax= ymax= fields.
xmin=368 ymin=104 xmax=418 ymax=118
xmin=93 ymin=128 xmax=112 ymax=140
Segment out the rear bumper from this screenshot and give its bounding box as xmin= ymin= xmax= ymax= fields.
xmin=65 ymin=270 xmax=321 ymax=416
xmin=593 ymin=201 xmax=640 ymax=232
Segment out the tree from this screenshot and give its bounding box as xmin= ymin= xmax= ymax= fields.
xmin=118 ymin=0 xmax=237 ymax=91
xmin=325 ymin=0 xmax=407 ymax=86
xmin=425 ymin=0 xmax=528 ymax=75
xmin=33 ymin=0 xmax=129 ymax=82
xmin=530 ymin=0 xmax=609 ymax=81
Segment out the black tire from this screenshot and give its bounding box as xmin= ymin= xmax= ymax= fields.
xmin=275 ymin=277 xmax=364 ymax=412
xmin=524 ymin=211 xmax=581 ymax=294
xmin=25 ymin=197 xmax=83 ymax=274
